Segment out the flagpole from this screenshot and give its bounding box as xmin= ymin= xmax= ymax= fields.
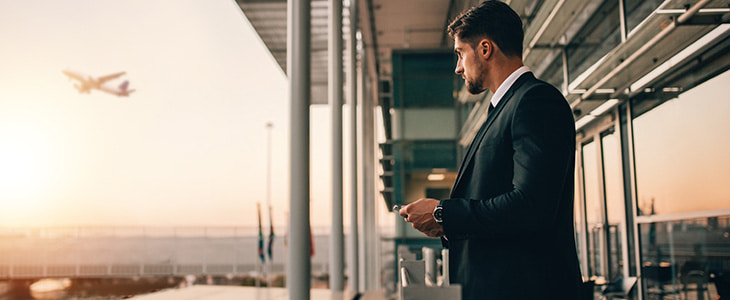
xmin=266 ymin=122 xmax=273 ymax=285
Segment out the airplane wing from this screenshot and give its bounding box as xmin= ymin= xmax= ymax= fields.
xmin=97 ymin=72 xmax=126 ymax=84
xmin=61 ymin=70 xmax=86 ymax=82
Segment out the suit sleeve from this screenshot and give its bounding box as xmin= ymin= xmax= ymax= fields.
xmin=440 ymin=85 xmax=575 ymax=238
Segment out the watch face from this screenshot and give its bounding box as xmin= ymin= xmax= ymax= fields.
xmin=433 ymin=207 xmax=443 ymax=223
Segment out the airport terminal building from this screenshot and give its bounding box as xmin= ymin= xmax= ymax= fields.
xmin=239 ymin=0 xmax=730 ymax=299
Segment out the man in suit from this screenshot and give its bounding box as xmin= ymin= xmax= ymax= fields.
xmin=399 ymin=1 xmax=583 ymax=299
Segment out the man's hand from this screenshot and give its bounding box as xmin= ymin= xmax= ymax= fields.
xmin=399 ymin=198 xmax=444 ymax=238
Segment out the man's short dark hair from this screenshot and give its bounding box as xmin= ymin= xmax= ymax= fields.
xmin=447 ymin=0 xmax=524 ymax=57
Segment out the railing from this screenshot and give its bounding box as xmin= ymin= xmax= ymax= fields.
xmin=0 ymin=263 xmax=286 ymax=279
xmin=0 ymin=226 xmax=329 ymax=279
xmin=397 ymin=246 xmax=460 ymax=300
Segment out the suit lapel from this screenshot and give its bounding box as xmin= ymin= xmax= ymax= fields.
xmin=451 ymin=73 xmax=535 ymax=194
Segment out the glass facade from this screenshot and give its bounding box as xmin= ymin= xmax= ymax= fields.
xmin=583 ymin=141 xmax=605 ymax=279
xmin=639 ymin=216 xmax=730 ymax=300
xmin=632 ymin=70 xmax=730 ymax=216
xmin=573 ymin=70 xmax=730 ymax=299
xmin=602 ymin=130 xmax=625 ymax=280
xmin=630 ymin=69 xmax=730 ymax=299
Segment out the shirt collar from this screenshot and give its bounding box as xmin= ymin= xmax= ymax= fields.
xmin=490 ymin=65 xmax=531 ymax=108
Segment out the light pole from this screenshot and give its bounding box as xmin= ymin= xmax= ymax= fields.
xmin=266 ymin=122 xmax=273 ymax=214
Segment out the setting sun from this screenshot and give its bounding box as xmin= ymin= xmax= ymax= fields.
xmin=0 ymin=117 xmax=56 ymax=211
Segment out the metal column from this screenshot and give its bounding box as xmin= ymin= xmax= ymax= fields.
xmin=359 ymin=41 xmax=378 ymax=291
xmin=287 ymin=0 xmax=311 ymax=299
xmin=329 ymin=0 xmax=345 ymax=292
xmin=347 ymin=0 xmax=359 ymax=293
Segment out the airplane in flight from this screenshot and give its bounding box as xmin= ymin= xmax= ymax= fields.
xmin=62 ymin=70 xmax=135 ymax=97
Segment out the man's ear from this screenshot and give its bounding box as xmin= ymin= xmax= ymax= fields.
xmin=479 ymin=39 xmax=492 ymax=60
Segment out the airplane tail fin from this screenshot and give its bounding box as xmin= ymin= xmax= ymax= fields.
xmin=118 ymin=80 xmax=130 ymax=91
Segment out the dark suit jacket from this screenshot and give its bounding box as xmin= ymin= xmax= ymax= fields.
xmin=441 ymin=72 xmax=582 ymax=300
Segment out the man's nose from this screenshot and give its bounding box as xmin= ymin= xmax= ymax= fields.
xmin=455 ymin=64 xmax=463 ymax=75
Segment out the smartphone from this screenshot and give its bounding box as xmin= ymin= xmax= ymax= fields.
xmin=392 ymin=204 xmax=408 ymax=213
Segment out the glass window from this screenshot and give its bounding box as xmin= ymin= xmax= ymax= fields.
xmin=583 ymin=141 xmax=604 ymax=278
xmin=602 ymin=130 xmax=625 ymax=279
xmin=633 ymin=70 xmax=730 ymax=216
xmin=639 ymin=216 xmax=730 ymax=300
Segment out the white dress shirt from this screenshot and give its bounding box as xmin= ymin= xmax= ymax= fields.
xmin=490 ymin=65 xmax=531 ymax=108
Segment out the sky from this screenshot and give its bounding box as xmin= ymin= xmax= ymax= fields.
xmin=631 ymin=70 xmax=730 ymax=216
xmin=0 ymin=0 xmax=348 ymax=228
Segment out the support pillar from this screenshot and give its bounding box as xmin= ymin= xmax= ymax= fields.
xmin=329 ymin=0 xmax=345 ymax=292
xmin=287 ymin=0 xmax=312 ymax=299
xmin=347 ymin=0 xmax=360 ymax=293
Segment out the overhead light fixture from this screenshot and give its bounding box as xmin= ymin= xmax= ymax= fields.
xmin=427 ymin=174 xmax=445 ymax=181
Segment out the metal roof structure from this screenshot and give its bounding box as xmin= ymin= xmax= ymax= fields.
xmin=237 ymin=0 xmax=454 ymax=104
xmin=237 ymin=0 xmax=729 ymax=122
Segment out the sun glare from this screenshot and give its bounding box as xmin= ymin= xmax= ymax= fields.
xmin=0 ymin=125 xmax=55 ymax=214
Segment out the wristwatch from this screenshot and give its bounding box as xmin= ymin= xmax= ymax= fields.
xmin=432 ymin=205 xmax=444 ymax=224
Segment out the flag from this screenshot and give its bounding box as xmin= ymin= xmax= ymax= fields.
xmin=648 ymin=198 xmax=656 ymax=251
xmin=284 ymin=211 xmax=289 ymax=248
xmin=257 ymin=203 xmax=265 ymax=263
xmin=267 ymin=205 xmax=275 ymax=261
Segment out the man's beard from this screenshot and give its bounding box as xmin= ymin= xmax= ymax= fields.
xmin=466 ymin=78 xmax=486 ymax=95
xmin=465 ymin=57 xmax=487 ymax=95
